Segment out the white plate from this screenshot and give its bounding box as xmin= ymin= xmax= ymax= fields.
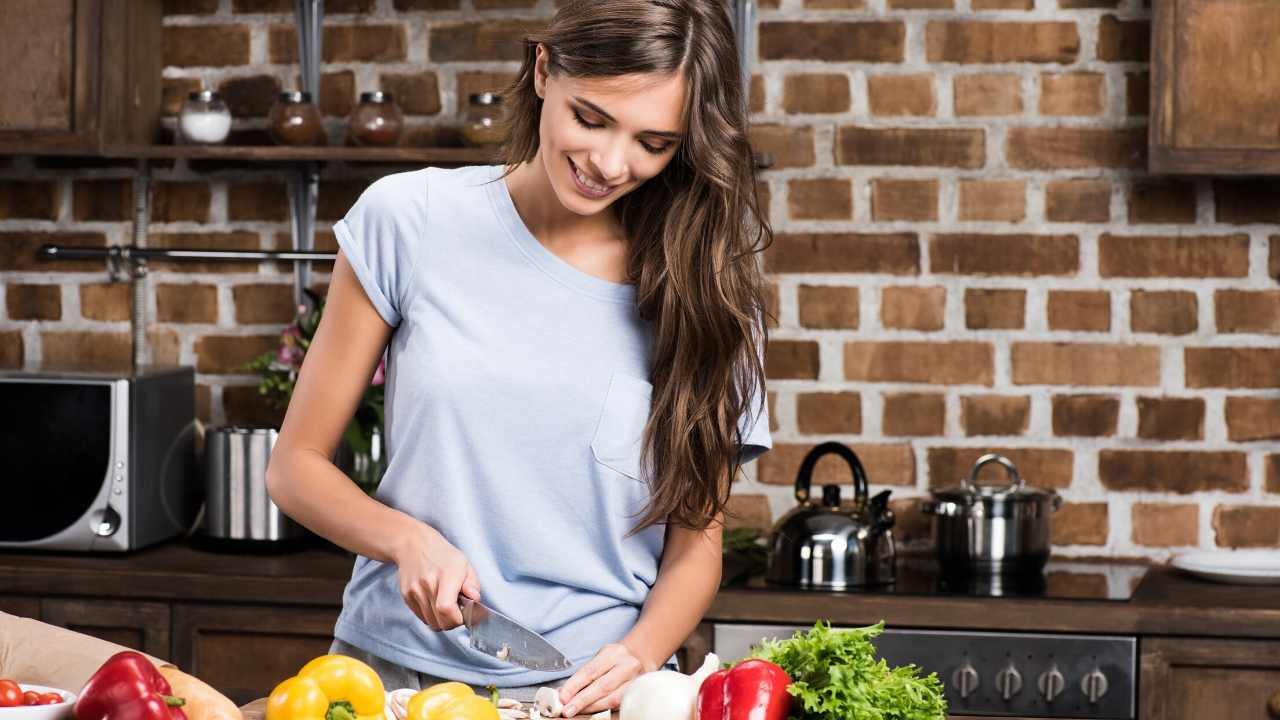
xmin=0 ymin=685 xmax=77 ymax=720
xmin=1171 ymin=550 xmax=1280 ymax=585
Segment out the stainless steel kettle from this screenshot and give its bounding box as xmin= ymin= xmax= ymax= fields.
xmin=765 ymin=442 xmax=896 ymax=589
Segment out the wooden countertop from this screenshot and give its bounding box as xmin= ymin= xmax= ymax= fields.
xmin=3 ymin=540 xmax=1279 ymax=640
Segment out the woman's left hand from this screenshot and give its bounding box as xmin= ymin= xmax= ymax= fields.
xmin=557 ymin=641 xmax=651 ymax=717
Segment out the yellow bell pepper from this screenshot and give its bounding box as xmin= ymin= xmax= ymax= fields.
xmin=405 ymin=683 xmax=499 ymax=720
xmin=267 ymin=655 xmax=386 ymax=720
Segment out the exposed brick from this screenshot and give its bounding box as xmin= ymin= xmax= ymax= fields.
xmin=1225 ymin=397 xmax=1280 ymax=442
xmin=890 ymin=498 xmax=931 ymax=546
xmin=1131 ymin=290 xmax=1197 ymax=335
xmin=724 ymin=494 xmax=773 ymax=531
xmin=760 ymin=22 xmax=905 ymax=62
xmin=768 ymin=391 xmax=779 ymax=432
xmin=318 ymin=71 xmax=357 ymax=118
xmin=1217 ymin=290 xmax=1280 ymax=334
xmin=965 ymin=288 xmax=1025 ymax=329
xmin=165 ymin=0 xmax=220 ymax=14
xmin=805 ymin=0 xmax=866 ymax=7
xmin=162 ymin=77 xmax=203 ymax=116
xmin=958 ymin=179 xmax=1025 ymax=222
xmin=764 ymin=282 xmax=780 ymax=329
xmin=748 ymin=125 xmax=815 ymax=168
xmin=153 ymin=182 xmax=211 ymax=223
xmin=837 ymin=127 xmax=984 ymax=168
xmin=766 ymin=340 xmax=820 ymax=380
xmin=234 ymin=0 xmax=374 ymax=10
xmin=1269 ymin=455 xmax=1280 ymax=493
xmin=1137 ymin=397 xmax=1205 ymax=441
xmin=787 ymin=178 xmax=852 ymax=220
xmin=1213 ymin=506 xmax=1280 ymax=548
xmin=1132 ymin=503 xmax=1199 ymax=547
xmin=974 ymin=0 xmax=1032 ymax=8
xmin=783 ymin=74 xmax=851 ymax=114
xmin=1047 ymin=290 xmax=1110 ymax=332
xmin=889 ymin=0 xmax=951 ymax=6
xmin=750 ymin=74 xmax=765 ymax=114
xmin=1052 ymin=503 xmax=1109 ymax=546
xmin=797 ymin=392 xmax=862 ymax=434
xmin=1007 ymin=127 xmax=1147 ymax=169
xmin=1060 ymin=0 xmax=1119 ymax=6
xmin=1099 ymin=450 xmax=1248 ymax=493
xmin=472 ymin=0 xmax=537 ymax=7
xmin=0 ymin=232 xmax=107 ymax=272
xmin=1273 ymin=236 xmax=1280 ymax=281
xmin=953 ymin=74 xmax=1022 ymax=116
xmin=73 ymin=179 xmax=132 ymax=222
xmin=931 ymin=234 xmax=1079 ymax=276
xmin=272 ymin=25 xmax=408 ymax=63
xmin=164 ymin=25 xmax=250 ymax=67
xmin=867 ymin=74 xmax=935 ymax=116
xmin=1097 ymin=16 xmax=1150 ymax=62
xmin=6 ymin=285 xmax=61 ymax=321
xmin=1052 ymin=394 xmax=1119 ymax=437
xmin=427 ymin=21 xmax=543 ymax=62
xmin=1129 ymin=182 xmax=1197 ymax=224
xmin=394 ymin=0 xmax=459 ymax=8
xmin=156 ymin=283 xmax=218 ymax=324
xmin=195 ymin=334 xmax=279 ymax=374
xmin=758 ymin=443 xmax=915 ymax=488
xmin=41 ymin=332 xmax=132 ymax=372
xmin=379 ymin=72 xmax=442 ymax=116
xmin=1099 ymin=234 xmax=1250 ymax=278
xmin=455 ymin=71 xmax=519 ymax=113
xmin=1215 ymin=180 xmax=1280 ymax=225
xmin=883 ymin=392 xmax=946 ymax=436
xmin=1013 ymin=343 xmax=1159 ymax=386
xmin=195 ymin=384 xmax=213 ymax=423
xmin=1186 ymin=348 xmax=1280 ymax=389
xmin=962 ymin=395 xmax=1030 ymax=436
xmin=766 ymin=233 xmax=920 ymax=275
xmin=1127 ymin=71 xmax=1149 ymax=116
xmin=217 ymin=75 xmax=280 ymax=118
xmin=316 ymin=181 xmax=368 ymax=222
xmin=871 ymin=179 xmax=938 ymax=222
xmin=0 ymin=332 xmax=22 ymax=369
xmin=80 ymin=284 xmax=132 ymax=322
xmin=798 ymin=285 xmax=859 ymax=329
xmin=0 ymin=181 xmax=59 ymax=220
xmin=234 ymin=284 xmax=296 ymax=325
xmin=1039 ymin=73 xmax=1105 ymax=116
xmin=929 ymin=447 xmax=1074 ymax=489
xmin=845 ymin=341 xmax=993 ymax=385
xmin=1045 ymin=179 xmax=1110 ymax=223
xmin=228 ymin=181 xmax=289 ymax=221
xmin=150 ymin=232 xmax=262 ymax=274
xmin=881 ymin=286 xmax=945 ymax=331
xmin=926 ymin=21 xmax=1079 ymax=63
xmin=222 ymin=384 xmax=285 ymax=429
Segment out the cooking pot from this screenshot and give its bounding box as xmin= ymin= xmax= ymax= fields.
xmin=765 ymin=442 xmax=896 ymax=589
xmin=922 ymin=453 xmax=1062 ymax=576
xmin=197 ymin=426 xmax=308 ymax=550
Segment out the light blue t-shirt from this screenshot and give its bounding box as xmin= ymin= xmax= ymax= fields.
xmin=330 ymin=164 xmax=772 ymax=687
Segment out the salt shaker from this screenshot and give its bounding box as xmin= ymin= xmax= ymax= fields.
xmin=178 ymin=91 xmax=232 ymax=145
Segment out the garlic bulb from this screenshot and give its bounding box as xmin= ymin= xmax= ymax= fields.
xmin=618 ymin=654 xmax=720 ymax=720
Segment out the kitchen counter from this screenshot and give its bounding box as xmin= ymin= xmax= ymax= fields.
xmin=2 ymin=540 xmax=1279 ymax=640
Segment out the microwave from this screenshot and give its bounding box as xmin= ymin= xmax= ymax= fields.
xmin=0 ymin=367 xmax=200 ymax=552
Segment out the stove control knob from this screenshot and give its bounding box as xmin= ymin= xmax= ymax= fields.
xmin=1037 ymin=665 xmax=1066 ymax=702
xmin=951 ymin=663 xmax=979 ymax=700
xmin=995 ymin=664 xmax=1023 ymax=701
xmin=1081 ymin=668 xmax=1109 ymax=704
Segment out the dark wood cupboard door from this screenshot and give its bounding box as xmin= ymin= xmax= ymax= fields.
xmin=41 ymin=598 xmax=171 ymax=659
xmin=172 ymin=604 xmax=340 ymax=706
xmin=0 ymin=596 xmax=42 ymax=619
xmin=1142 ymin=637 xmax=1280 ymax=720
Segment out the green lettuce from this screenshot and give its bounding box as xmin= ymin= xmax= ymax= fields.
xmin=745 ymin=620 xmax=947 ymax=720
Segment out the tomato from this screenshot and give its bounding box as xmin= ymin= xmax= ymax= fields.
xmin=22 ymin=691 xmax=41 ymax=706
xmin=37 ymin=693 xmax=63 ymax=706
xmin=0 ymin=680 xmax=21 ymax=707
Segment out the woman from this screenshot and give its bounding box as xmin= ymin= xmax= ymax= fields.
xmin=266 ymin=0 xmax=773 ymax=715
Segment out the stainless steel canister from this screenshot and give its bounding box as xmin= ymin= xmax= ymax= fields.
xmin=199 ymin=426 xmax=305 ymax=543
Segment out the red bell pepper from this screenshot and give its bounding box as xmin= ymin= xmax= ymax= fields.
xmin=74 ymin=651 xmax=187 ymax=720
xmin=695 ymin=658 xmax=792 ymax=720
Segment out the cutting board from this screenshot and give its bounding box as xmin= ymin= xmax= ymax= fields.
xmin=240 ymin=698 xmax=620 ymax=719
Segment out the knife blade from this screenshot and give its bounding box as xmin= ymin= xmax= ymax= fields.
xmin=461 ymin=596 xmax=573 ymax=672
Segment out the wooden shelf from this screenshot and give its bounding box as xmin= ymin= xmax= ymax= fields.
xmin=0 ymin=143 xmax=501 ymax=165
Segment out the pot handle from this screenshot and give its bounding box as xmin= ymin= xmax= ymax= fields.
xmin=963 ymin=453 xmax=1024 ymax=493
xmin=794 ymin=441 xmax=868 ymax=505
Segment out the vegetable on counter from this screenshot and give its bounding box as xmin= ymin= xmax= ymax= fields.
xmin=405 ymin=683 xmax=497 ymax=720
xmin=694 ymin=659 xmax=791 ymax=720
xmin=746 ymin=621 xmax=946 ymax=720
xmin=73 ymin=651 xmax=187 ymax=720
xmin=618 ymin=653 xmax=722 ymax=720
xmin=156 ymin=667 xmax=242 ymax=720
xmin=266 ymin=655 xmax=385 ymax=720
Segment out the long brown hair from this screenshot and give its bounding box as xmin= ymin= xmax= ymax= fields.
xmin=494 ymin=0 xmax=773 ymax=534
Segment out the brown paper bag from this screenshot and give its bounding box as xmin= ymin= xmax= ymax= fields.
xmin=0 ymin=611 xmax=172 ymax=692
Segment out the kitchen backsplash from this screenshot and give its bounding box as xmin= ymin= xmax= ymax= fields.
xmin=0 ymin=0 xmax=1276 ymax=558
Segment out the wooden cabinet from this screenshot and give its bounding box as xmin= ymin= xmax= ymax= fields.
xmin=41 ymin=599 xmax=171 ymax=659
xmin=1150 ymin=0 xmax=1280 ymax=174
xmin=0 ymin=0 xmax=162 ymax=155
xmin=1141 ymin=636 xmax=1280 ymax=720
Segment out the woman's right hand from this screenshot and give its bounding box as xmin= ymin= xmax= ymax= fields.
xmin=392 ymin=520 xmax=482 ymax=631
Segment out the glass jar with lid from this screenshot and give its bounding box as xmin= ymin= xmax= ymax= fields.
xmin=178 ymin=90 xmax=232 ymax=145
xmin=268 ymin=91 xmax=326 ymax=146
xmin=347 ymin=91 xmax=404 ymax=147
xmin=463 ymin=92 xmax=506 ymax=147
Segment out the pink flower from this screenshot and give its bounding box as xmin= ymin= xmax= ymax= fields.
xmin=276 ymin=343 xmax=303 ymax=367
xmin=371 ymin=354 xmax=386 ymax=386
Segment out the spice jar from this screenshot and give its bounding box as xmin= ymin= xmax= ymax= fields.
xmin=347 ymin=92 xmax=404 ymax=147
xmin=462 ymin=92 xmax=506 ymax=147
xmin=268 ymin=91 xmax=326 ymax=146
xmin=178 ymin=91 xmax=232 ymax=145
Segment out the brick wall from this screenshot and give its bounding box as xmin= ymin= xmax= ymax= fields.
xmin=1 ymin=0 xmax=1277 ymax=558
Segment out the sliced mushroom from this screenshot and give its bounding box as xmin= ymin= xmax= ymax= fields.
xmin=496 ymin=698 xmax=524 ymax=709
xmin=533 ymin=687 xmax=563 ymax=717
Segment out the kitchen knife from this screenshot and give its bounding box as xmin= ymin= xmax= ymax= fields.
xmin=461 ymin=596 xmax=573 ymax=671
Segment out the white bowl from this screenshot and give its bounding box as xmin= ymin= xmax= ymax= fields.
xmin=0 ymin=685 xmax=78 ymax=720
xmin=1171 ymin=550 xmax=1280 ymax=585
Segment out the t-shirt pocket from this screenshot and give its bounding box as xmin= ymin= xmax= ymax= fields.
xmin=590 ymin=371 xmax=653 ymax=481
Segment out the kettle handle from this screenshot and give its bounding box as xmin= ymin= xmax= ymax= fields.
xmin=795 ymin=441 xmax=868 ymax=505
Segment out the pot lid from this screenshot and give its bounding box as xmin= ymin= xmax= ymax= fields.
xmin=931 ymin=453 xmax=1056 ymax=503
